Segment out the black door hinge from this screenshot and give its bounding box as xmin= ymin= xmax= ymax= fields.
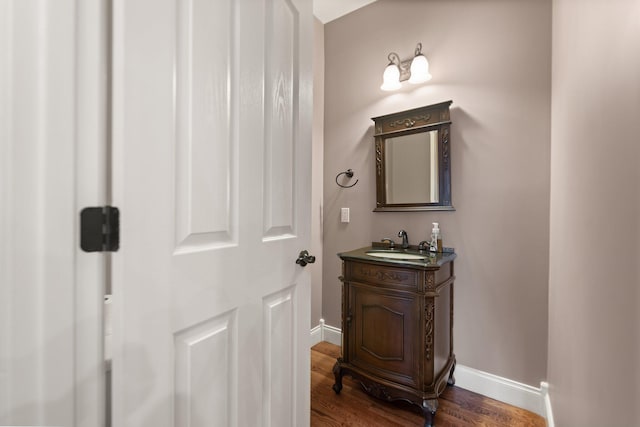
xmin=80 ymin=206 xmax=120 ymax=252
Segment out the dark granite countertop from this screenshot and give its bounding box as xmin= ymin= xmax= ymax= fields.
xmin=338 ymin=245 xmax=456 ymax=269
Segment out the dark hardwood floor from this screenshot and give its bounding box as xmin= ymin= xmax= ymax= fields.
xmin=311 ymin=341 xmax=546 ymax=427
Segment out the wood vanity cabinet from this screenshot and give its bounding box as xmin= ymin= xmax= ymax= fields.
xmin=332 ymin=247 xmax=456 ymax=427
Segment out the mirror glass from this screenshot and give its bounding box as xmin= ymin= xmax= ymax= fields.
xmin=385 ymin=130 xmax=439 ymax=204
xmin=373 ymin=100 xmax=453 ymax=211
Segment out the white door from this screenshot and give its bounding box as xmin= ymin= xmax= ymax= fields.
xmin=110 ymin=0 xmax=313 ymax=426
xmin=1 ymin=0 xmax=108 ymax=425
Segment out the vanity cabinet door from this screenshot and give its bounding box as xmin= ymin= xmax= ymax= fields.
xmin=349 ymin=283 xmax=421 ymax=388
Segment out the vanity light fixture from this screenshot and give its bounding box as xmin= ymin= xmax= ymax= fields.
xmin=381 ymin=42 xmax=432 ymax=91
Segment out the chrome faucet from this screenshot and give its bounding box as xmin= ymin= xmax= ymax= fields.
xmin=418 ymin=241 xmax=430 ymax=251
xmin=380 ymin=238 xmax=396 ymax=249
xmin=397 ymin=230 xmax=409 ymax=249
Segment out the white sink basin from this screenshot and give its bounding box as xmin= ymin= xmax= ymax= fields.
xmin=366 ymin=251 xmax=426 ymax=260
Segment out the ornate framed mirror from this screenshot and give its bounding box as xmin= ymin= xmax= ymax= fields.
xmin=372 ymin=100 xmax=453 ymax=211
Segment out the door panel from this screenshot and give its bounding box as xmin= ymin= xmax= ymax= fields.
xmin=175 ymin=0 xmax=236 ymax=252
xmin=352 ymin=287 xmax=420 ymax=388
xmin=174 ymin=310 xmax=237 ymax=426
xmin=263 ymin=287 xmax=295 ymax=426
xmin=264 ymin=0 xmax=297 ymax=239
xmin=111 ymin=0 xmax=312 ymax=426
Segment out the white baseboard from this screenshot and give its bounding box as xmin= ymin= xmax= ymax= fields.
xmin=309 ymin=323 xmax=552 ymax=423
xmin=310 ymin=319 xmax=342 ymax=346
xmin=541 ymin=381 xmax=554 ymax=427
xmin=310 ymin=323 xmax=322 ymax=344
xmin=454 ymin=364 xmax=546 ymax=418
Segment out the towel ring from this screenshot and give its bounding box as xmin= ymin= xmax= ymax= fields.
xmin=335 ymin=169 xmax=358 ymax=188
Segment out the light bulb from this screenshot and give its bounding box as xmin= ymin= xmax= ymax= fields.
xmin=380 ymin=63 xmax=401 ymax=91
xmin=408 ymin=54 xmax=432 ymax=84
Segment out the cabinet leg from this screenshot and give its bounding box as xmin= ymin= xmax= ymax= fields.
xmin=447 ymin=359 xmax=456 ymax=386
xmin=422 ymin=398 xmax=438 ymax=427
xmin=332 ymin=359 xmax=343 ymax=394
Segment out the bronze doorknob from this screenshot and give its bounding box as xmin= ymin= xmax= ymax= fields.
xmin=295 ymin=250 xmax=316 ymax=267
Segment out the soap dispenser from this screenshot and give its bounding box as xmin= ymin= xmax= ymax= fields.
xmin=429 ymin=222 xmax=443 ymax=253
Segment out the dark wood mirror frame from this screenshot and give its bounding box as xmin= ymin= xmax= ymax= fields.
xmin=372 ymin=100 xmax=454 ymax=212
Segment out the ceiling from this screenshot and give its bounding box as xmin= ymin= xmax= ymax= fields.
xmin=313 ymin=0 xmax=377 ymax=24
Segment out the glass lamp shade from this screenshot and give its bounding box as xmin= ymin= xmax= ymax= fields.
xmin=408 ymin=54 xmax=432 ymax=84
xmin=380 ymin=63 xmax=401 ymax=91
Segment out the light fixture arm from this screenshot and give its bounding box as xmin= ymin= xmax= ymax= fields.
xmin=387 ymin=52 xmax=401 ymax=65
xmin=414 ymin=42 xmax=423 ymax=57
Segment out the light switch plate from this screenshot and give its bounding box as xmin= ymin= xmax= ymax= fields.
xmin=341 ymin=207 xmax=350 ymax=223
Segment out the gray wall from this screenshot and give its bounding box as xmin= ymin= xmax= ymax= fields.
xmin=322 ymin=0 xmax=551 ymax=387
xmin=548 ymin=0 xmax=640 ymax=424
